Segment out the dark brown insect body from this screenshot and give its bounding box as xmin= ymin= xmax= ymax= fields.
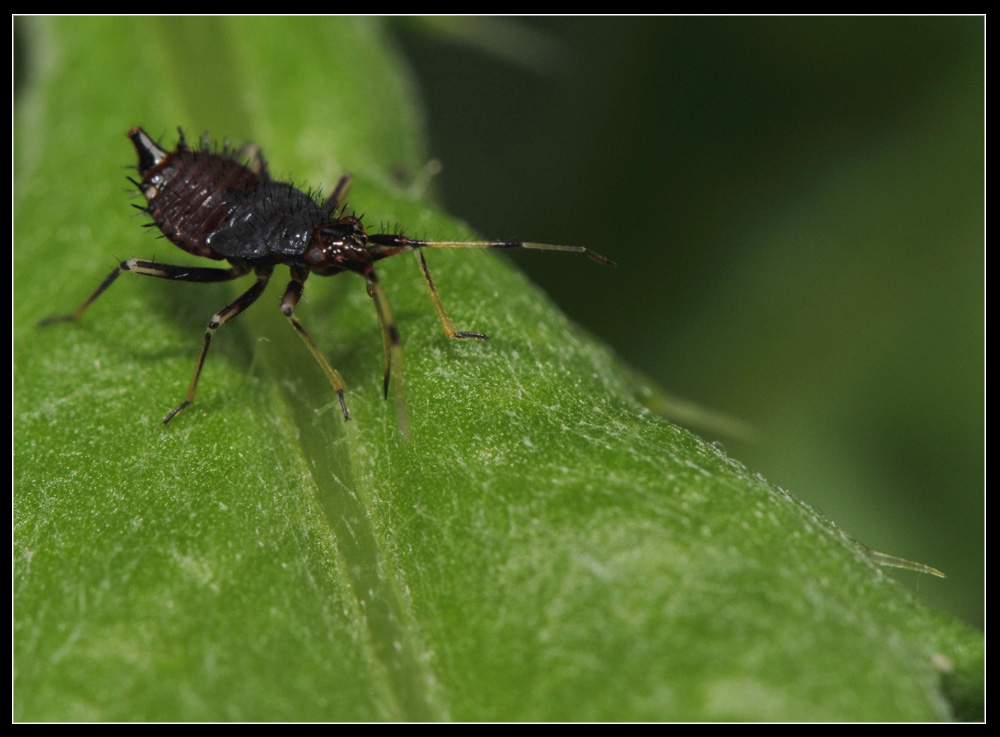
xmin=41 ymin=127 xmax=614 ymax=432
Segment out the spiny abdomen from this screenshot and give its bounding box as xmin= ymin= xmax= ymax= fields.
xmin=129 ymin=127 xmax=265 ymax=260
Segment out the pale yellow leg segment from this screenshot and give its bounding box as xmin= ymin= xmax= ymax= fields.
xmin=416 ymin=251 xmax=488 ymax=340
xmin=866 ymin=548 xmax=946 ymax=578
xmin=367 ymin=273 xmax=409 ymax=438
xmin=281 ymin=271 xmax=350 ymax=421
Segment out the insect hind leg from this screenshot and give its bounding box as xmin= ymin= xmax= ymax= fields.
xmin=38 ymin=259 xmax=248 ymax=326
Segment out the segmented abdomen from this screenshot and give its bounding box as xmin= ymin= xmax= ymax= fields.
xmin=139 ymin=147 xmax=264 ymax=260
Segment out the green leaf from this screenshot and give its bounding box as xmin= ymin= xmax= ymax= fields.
xmin=14 ymin=17 xmax=982 ymax=721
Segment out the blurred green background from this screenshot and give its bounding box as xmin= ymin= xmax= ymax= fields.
xmin=13 ymin=16 xmax=982 ymax=633
xmin=13 ymin=18 xmax=983 ymax=720
xmin=390 ymin=17 xmax=983 ymax=628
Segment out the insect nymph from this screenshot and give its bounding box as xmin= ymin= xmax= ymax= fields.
xmin=41 ymin=127 xmax=614 ymax=432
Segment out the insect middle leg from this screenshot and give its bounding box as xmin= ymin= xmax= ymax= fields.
xmin=280 ymin=268 xmax=350 ymax=422
xmin=163 ymin=266 xmax=272 ymax=425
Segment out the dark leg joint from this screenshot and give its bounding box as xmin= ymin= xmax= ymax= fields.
xmin=37 ymin=313 xmax=76 ymax=327
xmin=163 ymin=400 xmax=191 ymax=425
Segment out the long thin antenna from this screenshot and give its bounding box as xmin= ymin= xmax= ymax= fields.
xmin=366 ymin=233 xmax=617 ymax=267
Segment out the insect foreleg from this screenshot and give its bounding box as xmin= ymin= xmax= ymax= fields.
xmin=280 ymin=269 xmax=350 ymax=422
xmin=415 ymin=250 xmax=489 ymax=341
xmin=365 ymin=269 xmax=409 ymax=438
